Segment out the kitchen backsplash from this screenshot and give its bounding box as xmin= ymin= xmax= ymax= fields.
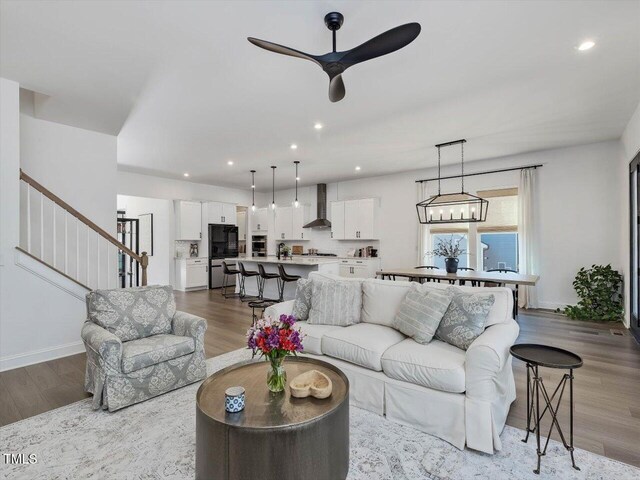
xmin=281 ymin=239 xmax=379 ymax=257
xmin=175 ymin=240 xmax=201 ymax=258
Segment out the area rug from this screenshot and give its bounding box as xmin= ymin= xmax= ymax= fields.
xmin=1 ymin=349 xmax=637 ymax=480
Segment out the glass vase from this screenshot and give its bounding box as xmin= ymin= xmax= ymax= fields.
xmin=266 ymin=356 xmax=287 ymax=392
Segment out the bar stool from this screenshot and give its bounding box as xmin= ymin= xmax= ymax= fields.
xmin=238 ymin=262 xmax=260 ymax=302
xmin=277 ymin=264 xmax=301 ymax=302
xmin=258 ymin=264 xmax=281 ymax=301
xmin=221 ymin=261 xmax=241 ymax=298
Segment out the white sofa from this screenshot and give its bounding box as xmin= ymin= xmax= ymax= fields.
xmin=265 ymin=272 xmax=519 ymax=454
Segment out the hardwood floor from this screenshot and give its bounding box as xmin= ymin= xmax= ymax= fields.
xmin=1 ymin=289 xmax=639 ymax=468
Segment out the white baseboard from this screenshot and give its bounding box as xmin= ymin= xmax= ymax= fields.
xmin=0 ymin=340 xmax=85 ymax=372
xmin=535 ymin=301 xmax=567 ymax=311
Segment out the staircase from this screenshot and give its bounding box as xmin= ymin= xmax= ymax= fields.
xmin=18 ymin=169 xmax=148 ymax=291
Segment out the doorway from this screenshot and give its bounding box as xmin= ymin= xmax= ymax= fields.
xmin=630 ymin=152 xmax=640 ymax=342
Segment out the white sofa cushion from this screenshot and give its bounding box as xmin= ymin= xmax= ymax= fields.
xmin=361 ymin=278 xmax=412 ymax=327
xmin=322 ymin=323 xmax=405 ymax=371
xmin=296 ymin=321 xmax=343 ymax=355
xmin=381 ymin=338 xmax=466 ymax=393
xmin=421 ymin=282 xmax=512 ymax=326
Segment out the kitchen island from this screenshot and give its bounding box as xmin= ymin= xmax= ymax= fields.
xmin=224 ymin=256 xmax=340 ymax=301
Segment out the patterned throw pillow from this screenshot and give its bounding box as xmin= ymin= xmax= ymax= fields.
xmin=292 ymin=278 xmax=313 ymax=321
xmin=307 ymin=280 xmax=362 ymax=326
xmin=393 ymin=285 xmax=453 ymax=344
xmin=435 ymin=287 xmax=495 ymax=350
xmin=86 ymin=285 xmax=176 ymax=342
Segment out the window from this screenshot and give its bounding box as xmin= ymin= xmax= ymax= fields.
xmin=429 ymin=233 xmax=469 ymax=269
xmin=476 ymin=188 xmax=519 ymax=272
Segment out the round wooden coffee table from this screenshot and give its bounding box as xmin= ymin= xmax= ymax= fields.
xmin=196 ymin=356 xmax=350 ymax=480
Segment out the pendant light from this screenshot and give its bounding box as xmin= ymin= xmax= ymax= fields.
xmin=416 ymin=139 xmax=488 ymax=224
xmin=250 ymin=170 xmax=256 ymax=212
xmin=271 ymin=166 xmax=277 ymax=210
xmin=293 ymin=161 xmax=300 ymax=208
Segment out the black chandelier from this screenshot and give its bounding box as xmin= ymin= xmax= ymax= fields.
xmin=293 ymin=161 xmax=300 ymax=208
xmin=416 ymin=139 xmax=488 ymax=225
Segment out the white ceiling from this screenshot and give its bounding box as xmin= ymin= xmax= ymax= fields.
xmin=1 ymin=0 xmax=639 ymax=191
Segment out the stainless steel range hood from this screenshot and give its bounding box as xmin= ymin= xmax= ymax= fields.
xmin=303 ymin=184 xmax=332 ymax=229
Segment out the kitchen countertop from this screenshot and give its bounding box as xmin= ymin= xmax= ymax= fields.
xmin=175 ymin=256 xmax=208 ymax=260
xmin=225 ymin=256 xmax=341 ymax=266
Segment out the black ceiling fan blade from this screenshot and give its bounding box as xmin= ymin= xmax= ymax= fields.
xmin=329 ymin=74 xmax=345 ymax=103
xmin=247 ymin=37 xmax=321 ymax=67
xmin=340 ymin=23 xmax=421 ymax=67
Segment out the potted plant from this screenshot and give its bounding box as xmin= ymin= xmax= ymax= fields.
xmin=560 ymin=264 xmax=624 ymax=322
xmin=430 ymin=235 xmax=466 ymax=274
xmin=247 ymin=314 xmax=304 ymax=392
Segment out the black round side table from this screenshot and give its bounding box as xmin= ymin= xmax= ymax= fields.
xmin=510 ymin=344 xmax=583 ymax=475
xmin=247 ymin=300 xmax=277 ymax=326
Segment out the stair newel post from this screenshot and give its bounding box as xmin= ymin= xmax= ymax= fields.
xmin=140 ymin=252 xmax=149 ymax=286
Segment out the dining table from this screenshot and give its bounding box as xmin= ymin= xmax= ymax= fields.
xmin=376 ymin=268 xmax=539 ymax=317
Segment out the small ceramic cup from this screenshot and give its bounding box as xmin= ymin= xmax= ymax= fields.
xmin=225 ymin=386 xmax=245 ymax=413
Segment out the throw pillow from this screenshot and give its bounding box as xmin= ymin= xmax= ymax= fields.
xmin=392 ymin=285 xmax=453 ymax=344
xmin=307 ymin=280 xmax=362 ymax=326
xmin=292 ymin=278 xmax=313 ymax=321
xmin=435 ymin=287 xmax=495 ymax=350
xmin=86 ymin=285 xmax=175 ymax=342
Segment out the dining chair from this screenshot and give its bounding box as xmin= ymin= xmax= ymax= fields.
xmin=414 ymin=265 xmax=440 ymax=283
xmin=484 ymin=268 xmax=518 ymax=287
xmin=456 ymin=267 xmax=477 ymax=286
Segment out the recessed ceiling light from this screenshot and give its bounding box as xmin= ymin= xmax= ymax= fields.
xmin=577 ymin=40 xmax=595 ymax=51
xmin=290 ymin=144 xmax=298 ymax=150
xmin=183 ymin=173 xmax=190 ymax=177
xmin=227 ymin=160 xmax=234 ymax=166
xmin=355 ymin=166 xmax=361 ymax=171
xmin=314 ymin=122 xmax=323 ymax=130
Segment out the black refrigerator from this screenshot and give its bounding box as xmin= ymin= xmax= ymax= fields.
xmin=209 ymin=224 xmax=239 ymax=288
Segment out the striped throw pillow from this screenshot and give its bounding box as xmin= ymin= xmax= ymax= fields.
xmin=393 ymin=285 xmax=453 ymax=344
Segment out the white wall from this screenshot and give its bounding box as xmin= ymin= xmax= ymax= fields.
xmin=21 ymin=113 xmax=117 ymax=234
xmin=268 ymin=140 xmax=624 ymax=311
xmin=620 ymin=102 xmax=640 ymax=327
xmin=117 ymin=195 xmax=172 ymax=286
xmin=1 ymin=79 xmax=92 ymax=370
xmin=0 ymin=80 xmax=120 ymax=370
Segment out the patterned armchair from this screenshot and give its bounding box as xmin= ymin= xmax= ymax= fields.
xmin=81 ymin=285 xmax=207 ymax=412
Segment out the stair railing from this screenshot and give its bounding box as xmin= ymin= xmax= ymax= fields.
xmin=18 ymin=169 xmax=148 ymax=290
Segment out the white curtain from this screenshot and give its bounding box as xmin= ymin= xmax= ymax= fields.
xmin=518 ymin=169 xmax=538 ymax=308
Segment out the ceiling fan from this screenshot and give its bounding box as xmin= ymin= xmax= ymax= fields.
xmin=248 ymin=12 xmax=421 ymax=102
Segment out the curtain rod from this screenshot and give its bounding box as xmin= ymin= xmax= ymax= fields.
xmin=415 ymin=164 xmax=543 ymax=184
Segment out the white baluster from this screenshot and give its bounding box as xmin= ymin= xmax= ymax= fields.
xmin=26 ymin=184 xmax=31 ymax=253
xmin=97 ymin=235 xmax=100 ymax=289
xmin=40 ymin=193 xmax=44 ymax=260
xmin=76 ymin=219 xmax=80 ymax=281
xmin=87 ymin=226 xmax=90 ymax=288
xmin=64 ymin=214 xmax=68 ymax=274
xmin=52 ymin=203 xmax=56 ymax=269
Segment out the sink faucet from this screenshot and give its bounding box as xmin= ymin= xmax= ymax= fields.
xmin=277 ymin=242 xmax=286 ymax=260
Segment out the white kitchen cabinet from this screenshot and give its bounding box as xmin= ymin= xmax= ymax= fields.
xmin=330 ymin=201 xmax=345 ymax=239
xmin=338 ymin=258 xmax=380 ymax=278
xmin=331 ymin=198 xmax=378 ymax=240
xmin=275 ymin=206 xmax=293 ymax=240
xmin=175 ymin=258 xmax=208 ymax=291
xmin=206 ymin=201 xmax=237 ymax=225
xmin=291 ymin=205 xmax=310 ymax=240
xmin=237 ymin=211 xmax=247 ymax=241
xmin=252 ymin=208 xmax=269 ymax=232
xmin=175 ymin=201 xmax=202 ymax=240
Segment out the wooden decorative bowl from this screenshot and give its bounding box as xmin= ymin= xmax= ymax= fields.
xmin=289 ymin=369 xmax=333 ymax=399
